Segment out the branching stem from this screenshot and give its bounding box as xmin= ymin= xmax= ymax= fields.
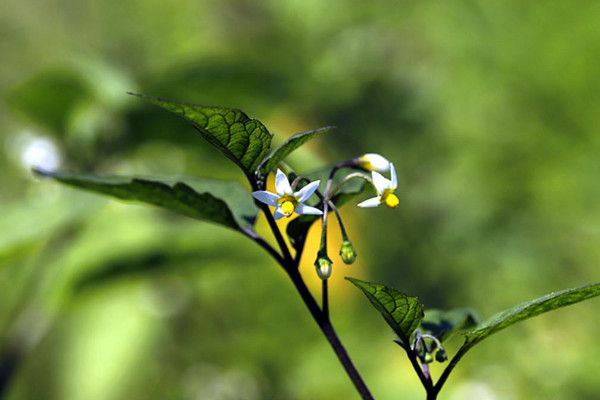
xmin=248 ymin=169 xmax=374 ymax=400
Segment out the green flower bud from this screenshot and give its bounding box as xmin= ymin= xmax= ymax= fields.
xmin=315 ymin=255 xmax=332 ymax=280
xmin=422 ymin=352 xmax=434 ymax=364
xmin=339 ymin=240 xmax=357 ymax=264
xmin=435 ymin=348 xmax=448 ymax=363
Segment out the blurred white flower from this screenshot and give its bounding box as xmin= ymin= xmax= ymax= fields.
xmin=20 ymin=136 xmax=61 ymax=171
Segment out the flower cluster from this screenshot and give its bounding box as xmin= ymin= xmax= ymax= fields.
xmin=252 ymin=153 xmax=398 ymax=279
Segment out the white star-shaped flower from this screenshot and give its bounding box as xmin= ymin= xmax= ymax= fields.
xmin=252 ymin=169 xmax=323 ymax=220
xmin=357 ymin=163 xmax=399 ymax=209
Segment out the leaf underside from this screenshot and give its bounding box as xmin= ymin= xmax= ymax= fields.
xmin=347 ymin=277 xmax=424 ymax=345
xmin=462 ymin=283 xmax=600 ymax=350
xmin=258 ymin=126 xmax=335 ymax=175
xmin=130 ymin=92 xmax=273 ymax=174
xmin=34 ymin=169 xmax=258 ymax=231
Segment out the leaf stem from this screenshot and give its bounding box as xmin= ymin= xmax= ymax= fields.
xmin=432 ymin=344 xmax=471 ymax=396
xmin=329 ymin=172 xmax=373 ymax=199
xmin=242 ymin=227 xmax=285 ymax=265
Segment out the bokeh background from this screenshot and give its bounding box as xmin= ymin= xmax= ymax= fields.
xmin=2 ymin=0 xmax=600 ymax=399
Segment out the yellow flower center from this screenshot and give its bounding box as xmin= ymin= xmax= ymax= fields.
xmin=281 ymin=201 xmax=295 ymax=217
xmin=381 ymin=190 xmax=399 ymax=208
xmin=278 ymin=195 xmax=298 ymax=217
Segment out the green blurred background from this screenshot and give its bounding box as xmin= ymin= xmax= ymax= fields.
xmin=2 ymin=0 xmax=600 ymax=399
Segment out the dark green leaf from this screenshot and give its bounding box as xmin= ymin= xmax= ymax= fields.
xmin=34 ymin=169 xmax=258 ymax=231
xmin=129 ymin=92 xmax=273 ymax=174
xmin=463 ymin=283 xmax=600 ymax=350
xmin=286 ymin=166 xmax=369 ymax=250
xmin=347 ymin=277 xmax=424 ymax=344
xmin=421 ymin=308 xmax=479 ymax=343
xmin=258 ymin=126 xmax=335 ymax=175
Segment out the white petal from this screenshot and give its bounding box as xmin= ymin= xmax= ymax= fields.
xmin=252 ymin=191 xmax=279 ymax=206
xmin=275 ymin=169 xmax=292 ymax=195
xmin=296 ymin=203 xmax=323 ymax=215
xmin=390 ymin=163 xmax=397 ymax=189
xmin=357 ymin=196 xmax=382 ymax=208
xmin=273 ymin=206 xmax=285 ymax=220
xmin=295 ymin=180 xmax=320 ymax=203
xmin=371 ymin=171 xmax=390 ymax=195
xmin=361 ymin=153 xmax=390 ymax=172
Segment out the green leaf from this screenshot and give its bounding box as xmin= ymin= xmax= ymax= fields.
xmin=421 ymin=308 xmax=479 ymax=343
xmin=258 ymin=126 xmax=335 ymax=175
xmin=463 ymin=283 xmax=600 ymax=350
xmin=129 ymin=92 xmax=273 ymax=174
xmin=286 ymin=166 xmax=369 ymax=250
xmin=34 ymin=169 xmax=258 ymax=231
xmin=347 ymin=277 xmax=424 ymax=344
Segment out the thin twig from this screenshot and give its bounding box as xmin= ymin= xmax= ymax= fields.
xmin=322 ymin=279 xmax=330 ymax=319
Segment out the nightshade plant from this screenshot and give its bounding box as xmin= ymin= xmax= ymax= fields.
xmin=35 ymin=93 xmax=600 ymax=399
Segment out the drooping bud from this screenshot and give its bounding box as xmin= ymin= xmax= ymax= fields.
xmin=435 ymin=348 xmax=448 ymax=363
xmin=315 ymin=255 xmax=333 ymax=280
xmin=356 ymin=153 xmax=391 ymax=172
xmin=339 ymin=240 xmax=357 ymax=264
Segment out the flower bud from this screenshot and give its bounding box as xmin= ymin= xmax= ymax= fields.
xmin=339 ymin=240 xmax=357 ymax=264
xmin=315 ymin=255 xmax=332 ymax=280
xmin=435 ymin=348 xmax=448 ymax=363
xmin=356 ymin=153 xmax=391 ymax=172
xmin=422 ymin=352 xmax=434 ymax=364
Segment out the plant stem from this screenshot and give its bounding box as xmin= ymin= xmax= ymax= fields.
xmin=286 ymin=269 xmax=374 ymax=400
xmin=405 ymin=347 xmax=433 ymax=393
xmin=251 ymin=169 xmax=373 ymax=399
xmin=0 ymin=347 xmax=19 ymax=400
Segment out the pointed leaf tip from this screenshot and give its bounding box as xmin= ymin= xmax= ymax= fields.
xmin=258 ymin=126 xmax=335 ymax=174
xmin=456 ymin=283 xmax=600 ymax=358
